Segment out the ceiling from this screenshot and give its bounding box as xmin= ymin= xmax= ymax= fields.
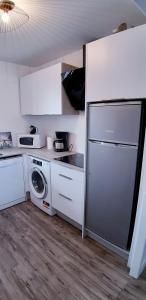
xmin=0 ymin=0 xmax=146 ymax=67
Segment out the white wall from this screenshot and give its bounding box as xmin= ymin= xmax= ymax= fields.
xmin=128 ymin=130 xmax=146 ymax=278
xmin=0 ymin=62 xmax=32 ymax=145
xmin=34 ymin=48 xmax=83 ymax=71
xmin=26 ymin=112 xmax=85 ymax=153
xmin=27 ymin=48 xmax=85 ymax=153
xmin=0 ymin=49 xmax=85 ymax=152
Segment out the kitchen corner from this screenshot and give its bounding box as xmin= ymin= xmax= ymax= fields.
xmin=0 ymin=145 xmax=84 ymax=227
xmin=0 ymin=1 xmax=146 ymax=298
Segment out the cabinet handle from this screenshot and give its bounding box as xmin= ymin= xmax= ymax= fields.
xmin=59 ymin=174 xmax=73 ymax=180
xmin=59 ymin=193 xmax=72 ymax=202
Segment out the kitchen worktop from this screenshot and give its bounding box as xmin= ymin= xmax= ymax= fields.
xmin=0 ymin=147 xmax=84 ymax=172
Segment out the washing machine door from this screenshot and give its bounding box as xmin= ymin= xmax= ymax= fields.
xmin=30 ymin=168 xmax=48 ymax=199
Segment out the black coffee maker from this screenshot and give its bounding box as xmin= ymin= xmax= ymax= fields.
xmin=54 ymin=132 xmax=69 ymax=152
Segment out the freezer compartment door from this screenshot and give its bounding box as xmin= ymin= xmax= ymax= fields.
xmin=86 ymin=141 xmax=138 ymax=249
xmin=88 ymin=103 xmax=141 ymax=145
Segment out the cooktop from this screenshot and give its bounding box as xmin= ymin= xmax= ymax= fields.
xmin=55 ymin=153 xmax=84 ymax=169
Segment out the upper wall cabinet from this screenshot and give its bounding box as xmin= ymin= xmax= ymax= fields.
xmin=20 ymin=63 xmax=77 ymax=115
xmin=86 ymin=25 xmax=146 ymax=102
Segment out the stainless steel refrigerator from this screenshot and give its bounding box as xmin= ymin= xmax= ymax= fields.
xmin=85 ymin=102 xmax=144 ymax=250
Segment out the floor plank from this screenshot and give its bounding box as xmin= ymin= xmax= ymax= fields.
xmin=0 ymin=201 xmax=145 ymax=300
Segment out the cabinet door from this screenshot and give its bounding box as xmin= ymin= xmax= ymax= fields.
xmin=20 ymin=74 xmax=34 ymax=115
xmin=86 ymin=141 xmax=138 ymax=249
xmin=0 ymin=157 xmax=25 ymax=207
xmin=20 ymin=64 xmax=62 ymax=115
xmin=51 ymin=163 xmax=84 ymax=224
xmin=86 ymin=25 xmax=146 ymax=102
xmin=88 ymin=103 xmax=141 ymax=145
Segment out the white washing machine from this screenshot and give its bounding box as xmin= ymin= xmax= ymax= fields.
xmin=29 ymin=156 xmax=56 ymax=216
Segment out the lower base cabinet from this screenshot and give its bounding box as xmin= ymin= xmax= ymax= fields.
xmin=51 ymin=162 xmax=84 ymax=225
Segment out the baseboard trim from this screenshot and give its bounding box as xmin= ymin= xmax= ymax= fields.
xmin=56 ymin=210 xmax=82 ymax=231
xmin=86 ymin=229 xmax=129 ymax=259
xmin=0 ymin=197 xmax=26 ymax=211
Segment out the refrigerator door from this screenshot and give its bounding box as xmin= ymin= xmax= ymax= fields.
xmin=88 ymin=103 xmax=141 ymax=145
xmin=86 ymin=141 xmax=138 ymax=249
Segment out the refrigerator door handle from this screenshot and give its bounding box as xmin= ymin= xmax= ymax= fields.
xmin=89 ymin=101 xmax=141 ymax=108
xmin=88 ymin=139 xmax=137 ymax=149
xmin=116 ymin=144 xmax=137 ymax=150
xmin=88 ymin=139 xmax=103 ymax=144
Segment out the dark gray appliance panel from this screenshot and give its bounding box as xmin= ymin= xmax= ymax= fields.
xmin=88 ymin=103 xmax=141 ymax=145
xmin=86 ymin=141 xmax=138 ymax=249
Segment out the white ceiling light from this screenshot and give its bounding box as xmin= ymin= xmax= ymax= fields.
xmin=0 ymin=0 xmax=29 ymax=33
xmin=0 ymin=0 xmax=145 ymax=66
xmin=2 ymin=11 xmax=10 ymax=23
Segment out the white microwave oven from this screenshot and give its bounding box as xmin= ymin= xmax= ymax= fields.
xmin=17 ymin=134 xmax=45 ymax=148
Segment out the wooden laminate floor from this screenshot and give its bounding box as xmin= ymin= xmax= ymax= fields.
xmin=0 ymin=201 xmax=145 ymax=300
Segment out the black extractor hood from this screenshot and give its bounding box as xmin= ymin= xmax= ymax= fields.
xmin=62 ymin=46 xmax=85 ymax=111
xmin=62 ymin=67 xmax=85 ymax=111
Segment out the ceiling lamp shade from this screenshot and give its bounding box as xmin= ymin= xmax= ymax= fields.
xmin=0 ymin=0 xmax=29 ymax=33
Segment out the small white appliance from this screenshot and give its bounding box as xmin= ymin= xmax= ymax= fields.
xmin=47 ymin=136 xmax=54 ymax=150
xmin=29 ymin=156 xmax=55 ymax=216
xmin=17 ymin=134 xmax=45 ymax=149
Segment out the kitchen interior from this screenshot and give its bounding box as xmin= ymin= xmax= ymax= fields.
xmin=0 ymin=0 xmax=146 ymax=299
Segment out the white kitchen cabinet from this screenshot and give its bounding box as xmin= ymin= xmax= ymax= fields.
xmin=0 ymin=156 xmax=25 ymax=210
xmin=86 ymin=25 xmax=146 ymax=102
xmin=20 ymin=63 xmax=76 ymax=115
xmin=51 ymin=162 xmax=84 ymax=225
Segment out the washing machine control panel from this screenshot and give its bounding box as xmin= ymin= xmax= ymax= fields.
xmin=33 ymin=159 xmax=42 ymax=166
